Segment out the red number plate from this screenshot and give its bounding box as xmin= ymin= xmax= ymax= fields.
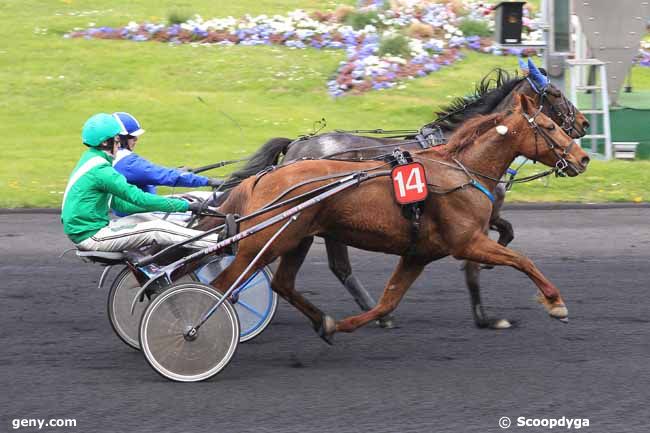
xmin=391 ymin=163 xmax=428 ymax=205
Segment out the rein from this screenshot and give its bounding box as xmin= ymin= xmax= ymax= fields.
xmin=521 ymin=108 xmax=574 ymax=177
xmin=188 ymin=157 xmax=250 ymax=175
xmin=333 ymin=128 xmax=418 ymax=136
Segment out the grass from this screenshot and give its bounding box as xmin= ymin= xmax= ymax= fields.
xmin=506 ymin=160 xmax=650 ymax=203
xmin=2 ymin=0 xmax=650 ymax=207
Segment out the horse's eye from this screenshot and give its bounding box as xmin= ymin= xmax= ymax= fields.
xmin=548 ymin=124 xmax=556 ymax=131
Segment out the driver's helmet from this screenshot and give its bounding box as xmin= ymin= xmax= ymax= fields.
xmin=81 ymin=113 xmax=121 ymax=147
xmin=112 ymin=112 xmax=145 ymax=137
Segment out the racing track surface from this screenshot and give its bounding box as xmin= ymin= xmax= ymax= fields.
xmin=1 ymin=208 xmax=649 ymax=433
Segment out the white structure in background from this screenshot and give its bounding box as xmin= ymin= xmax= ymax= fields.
xmin=562 ymin=0 xmax=649 ymax=159
xmin=566 ymin=58 xmax=612 ymax=158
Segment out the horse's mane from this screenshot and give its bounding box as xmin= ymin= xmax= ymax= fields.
xmin=429 ymin=68 xmax=523 ymax=132
xmin=442 ymin=112 xmax=507 ymax=157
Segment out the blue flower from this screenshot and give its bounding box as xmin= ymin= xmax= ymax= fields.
xmin=424 ymin=63 xmax=439 ymax=72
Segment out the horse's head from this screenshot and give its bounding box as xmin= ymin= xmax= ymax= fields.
xmin=513 ymin=93 xmax=590 ymax=177
xmin=521 ymin=58 xmax=590 ymax=139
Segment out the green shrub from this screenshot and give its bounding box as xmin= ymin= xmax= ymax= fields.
xmin=344 ymin=11 xmax=381 ymax=30
xmin=168 ymin=9 xmax=192 ymax=25
xmin=378 ymin=34 xmax=411 ymax=58
xmin=459 ymin=19 xmax=492 ymax=37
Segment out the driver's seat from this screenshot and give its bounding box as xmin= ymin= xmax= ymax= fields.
xmin=76 ymin=250 xmax=125 ymax=265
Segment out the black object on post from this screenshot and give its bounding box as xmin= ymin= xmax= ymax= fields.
xmin=494 ymin=2 xmax=525 ymax=44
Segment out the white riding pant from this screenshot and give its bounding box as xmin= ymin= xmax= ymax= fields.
xmin=76 ymin=214 xmax=221 ymax=252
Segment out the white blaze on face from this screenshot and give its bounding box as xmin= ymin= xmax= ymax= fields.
xmin=496 ymin=125 xmax=509 ymax=135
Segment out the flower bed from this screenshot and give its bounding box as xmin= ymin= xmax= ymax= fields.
xmin=65 ymin=1 xmax=545 ymax=96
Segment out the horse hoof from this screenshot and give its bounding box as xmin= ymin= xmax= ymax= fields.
xmin=548 ymin=305 xmax=569 ymax=321
xmin=490 ymin=319 xmax=513 ymax=329
xmin=376 ymin=316 xmax=397 ymax=329
xmin=316 ymin=315 xmax=336 ymax=345
xmin=476 ymin=318 xmax=514 ymax=330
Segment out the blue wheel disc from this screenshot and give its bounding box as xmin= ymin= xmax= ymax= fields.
xmin=194 ymin=256 xmax=277 ymax=342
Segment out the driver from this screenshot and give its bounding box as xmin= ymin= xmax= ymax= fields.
xmin=111 ymin=112 xmax=221 ymax=201
xmin=61 ymin=113 xmax=222 ymax=252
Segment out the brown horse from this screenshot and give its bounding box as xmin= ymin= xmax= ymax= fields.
xmin=210 ymin=94 xmax=590 ymax=342
xmin=211 ymin=67 xmax=589 ymax=330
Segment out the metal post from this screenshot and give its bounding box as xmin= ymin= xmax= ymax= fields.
xmin=569 ymin=62 xmax=581 ymax=148
xmin=591 ymin=77 xmax=598 ymax=153
xmin=542 ymin=0 xmax=550 ymax=72
xmin=600 ymin=63 xmax=613 ymax=160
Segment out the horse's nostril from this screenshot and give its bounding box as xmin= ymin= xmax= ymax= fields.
xmin=581 ymin=156 xmax=590 ymax=167
xmin=582 ymin=120 xmax=590 ymax=130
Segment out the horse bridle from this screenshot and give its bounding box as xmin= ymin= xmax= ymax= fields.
xmin=527 ymin=77 xmax=580 ymax=137
xmin=521 ymin=106 xmax=575 ymax=176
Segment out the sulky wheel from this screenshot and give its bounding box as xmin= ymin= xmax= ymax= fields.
xmin=139 ymin=282 xmax=240 ymax=382
xmin=195 ymin=256 xmax=278 ymax=342
xmin=107 ymin=266 xmax=195 ymax=350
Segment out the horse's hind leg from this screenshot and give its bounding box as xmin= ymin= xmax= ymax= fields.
xmin=483 ymin=184 xmax=514 ymax=270
xmin=273 ymin=237 xmax=337 ymax=344
xmin=456 ymin=233 xmax=568 ymax=321
xmin=334 ymin=256 xmax=425 ymax=335
xmin=324 ymin=238 xmax=395 ymax=328
xmin=465 ymin=261 xmax=512 ymax=329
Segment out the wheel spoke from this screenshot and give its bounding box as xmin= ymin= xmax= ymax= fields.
xmin=233 ymin=272 xmax=259 ymax=296
xmin=236 ymin=300 xmax=265 ymax=319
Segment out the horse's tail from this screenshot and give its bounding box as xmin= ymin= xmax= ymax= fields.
xmin=213 ymin=137 xmax=293 ymax=206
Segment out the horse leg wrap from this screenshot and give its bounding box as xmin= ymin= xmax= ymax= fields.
xmin=315 ymin=315 xmax=336 ymax=345
xmin=343 ymin=275 xmax=376 ymax=311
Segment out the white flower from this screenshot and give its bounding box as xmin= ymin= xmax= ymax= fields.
xmin=384 ymin=56 xmax=407 ymax=64
xmin=125 ymin=21 xmax=139 ymax=32
xmin=408 ymin=38 xmax=426 ymax=56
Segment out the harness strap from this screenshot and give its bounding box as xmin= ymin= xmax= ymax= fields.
xmin=388 ymin=149 xmax=425 ymax=256
xmin=406 ymin=205 xmax=422 ymax=256
xmin=469 ymin=179 xmax=495 ymax=203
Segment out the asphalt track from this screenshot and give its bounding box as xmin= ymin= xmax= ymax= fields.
xmin=1 ymin=208 xmax=649 ymax=433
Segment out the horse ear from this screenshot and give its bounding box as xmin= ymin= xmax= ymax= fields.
xmin=519 ymin=93 xmax=535 ymax=115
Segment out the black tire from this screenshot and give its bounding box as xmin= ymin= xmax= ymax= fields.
xmin=106 ymin=266 xmax=194 ymax=350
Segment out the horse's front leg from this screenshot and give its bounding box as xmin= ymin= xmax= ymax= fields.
xmin=455 ymin=233 xmax=568 ymax=321
xmin=465 ymin=260 xmax=513 ymax=329
xmin=324 ymin=238 xmax=395 ymax=328
xmin=334 ymin=256 xmax=425 ymax=335
xmin=463 ymin=183 xmax=513 ymax=329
